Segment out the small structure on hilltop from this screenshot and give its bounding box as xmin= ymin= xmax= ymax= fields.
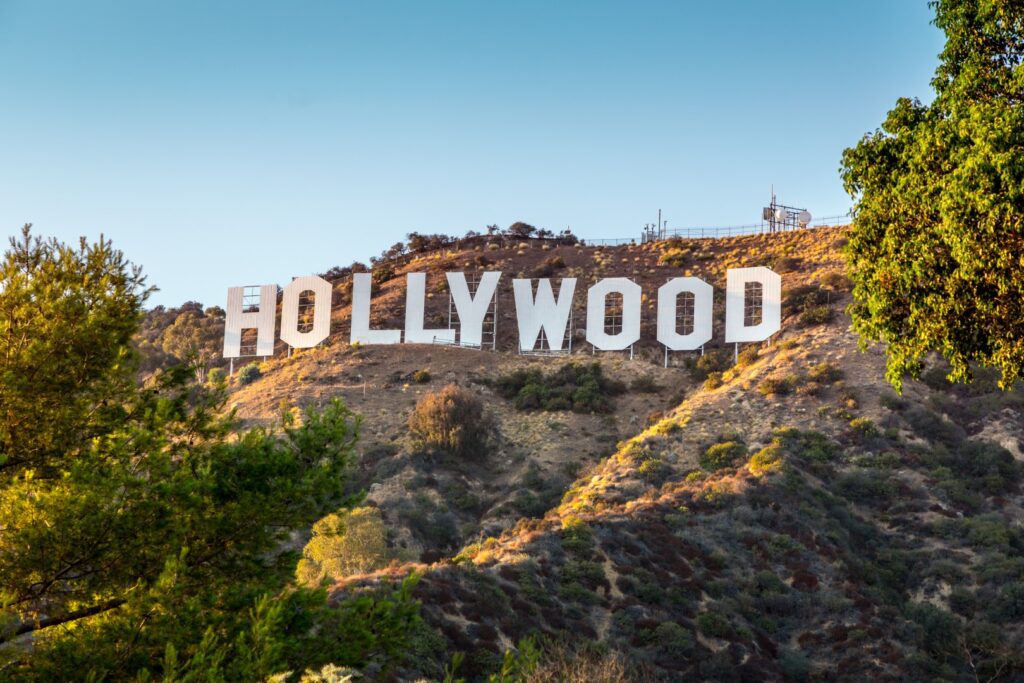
xmin=762 ymin=190 xmax=812 ymax=233
xmin=641 ymin=209 xmax=669 ymax=243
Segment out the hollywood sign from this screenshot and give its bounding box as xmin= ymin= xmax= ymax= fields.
xmin=222 ymin=267 xmax=781 ymax=358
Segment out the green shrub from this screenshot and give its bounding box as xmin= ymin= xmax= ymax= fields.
xmin=922 ymin=365 xmax=953 ymax=391
xmin=948 ymin=586 xmax=977 ymax=616
xmin=879 ymin=392 xmax=907 ymax=411
xmin=701 ymin=440 xmax=747 ymax=471
xmin=736 ymin=345 xmax=760 ymax=367
xmin=412 ymin=369 xmax=431 ymax=383
xmin=749 ymin=443 xmax=784 ymax=476
xmin=834 ymin=468 xmax=896 ymax=506
xmin=207 ymin=366 xmax=227 ymax=386
xmin=757 ymin=376 xmax=795 ymax=396
xmin=296 ymin=506 xmax=394 ymax=587
xmin=778 ymin=648 xmax=811 ymax=682
xmin=773 ymin=428 xmax=838 ymax=463
xmin=849 ymin=417 xmax=879 ymax=438
xmin=493 ymin=363 xmax=625 ymax=413
xmin=690 ymin=349 xmax=731 ymax=380
xmin=905 ymin=407 xmax=965 ymax=448
xmin=399 ymin=505 xmax=459 ymax=550
xmin=408 ymin=384 xmax=491 ymax=458
xmin=703 ymin=372 xmax=724 ymax=390
xmin=560 ymin=517 xmax=594 ymax=556
xmin=783 ymin=284 xmax=829 ymax=316
xmin=638 ymin=458 xmax=671 ymax=483
xmin=799 ymin=305 xmax=834 ymax=327
xmin=808 ymin=362 xmax=843 ymax=384
xmin=993 ymin=581 xmax=1024 ymax=622
xmin=371 ymin=263 xmax=395 ymax=284
xmin=951 ymin=440 xmax=1022 ymax=492
xmin=905 ymin=602 xmax=960 ymax=655
xmin=658 ymin=247 xmax=691 ymax=267
xmin=653 ymin=622 xmax=694 ymax=657
xmin=237 ymin=362 xmax=261 ymax=385
xmin=696 ymin=611 xmax=731 ymax=639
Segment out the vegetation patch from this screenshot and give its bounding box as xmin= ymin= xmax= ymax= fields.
xmin=409 ymin=384 xmax=492 ymax=459
xmin=492 ymin=362 xmax=625 ymax=413
xmin=701 ymin=440 xmax=748 ymax=471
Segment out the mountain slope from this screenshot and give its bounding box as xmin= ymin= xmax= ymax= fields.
xmin=224 ymin=228 xmax=1024 ymax=681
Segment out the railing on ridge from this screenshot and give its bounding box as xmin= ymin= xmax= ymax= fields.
xmin=586 ymin=214 xmax=850 ymax=246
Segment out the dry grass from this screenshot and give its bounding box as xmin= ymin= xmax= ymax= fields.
xmin=526 ymin=643 xmax=661 ymax=683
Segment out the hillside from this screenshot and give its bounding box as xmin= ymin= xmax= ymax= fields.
xmin=221 ymin=228 xmax=1024 ymax=682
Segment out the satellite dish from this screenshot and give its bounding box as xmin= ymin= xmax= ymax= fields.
xmin=798 ymin=210 xmax=812 ymax=225
xmin=774 ymin=208 xmax=787 ymax=222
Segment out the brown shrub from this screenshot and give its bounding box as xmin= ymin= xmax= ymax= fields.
xmin=409 ymin=384 xmax=491 ymax=458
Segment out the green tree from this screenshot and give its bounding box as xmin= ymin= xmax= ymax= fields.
xmin=841 ymin=0 xmax=1024 ymax=391
xmin=0 ymin=227 xmax=418 ymax=679
xmin=297 ymin=506 xmax=395 ymax=587
xmin=160 ymin=307 xmax=225 ymax=382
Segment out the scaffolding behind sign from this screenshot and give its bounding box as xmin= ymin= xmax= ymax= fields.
xmin=445 ymin=272 xmax=498 ymax=350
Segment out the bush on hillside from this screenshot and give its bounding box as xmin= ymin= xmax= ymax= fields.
xmin=820 ymin=271 xmax=852 ymax=292
xmin=703 ymin=372 xmax=724 ymax=390
xmin=689 ymin=349 xmax=732 ymax=381
xmin=408 ymin=384 xmax=491 ymax=458
xmin=296 ymin=506 xmax=394 ymax=587
xmin=701 ymin=441 xmax=748 ymax=471
xmin=736 ymin=345 xmax=760 ymax=367
xmin=207 ymin=366 xmax=227 ymax=386
xmin=783 ymin=284 xmax=829 ymax=317
xmin=531 ymin=254 xmax=566 ymax=278
xmin=808 ymin=362 xmax=843 ymax=384
xmin=749 ymin=443 xmax=784 ymax=477
xmin=799 ymin=305 xmax=835 ymax=327
xmin=492 ymin=362 xmax=625 ymax=413
xmin=773 ymin=427 xmax=838 ymax=464
xmin=758 ymin=376 xmax=796 ymax=396
xmin=237 ymin=362 xmax=261 ymax=385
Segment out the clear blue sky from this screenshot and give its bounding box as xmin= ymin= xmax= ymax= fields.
xmin=0 ymin=1 xmax=945 ymax=308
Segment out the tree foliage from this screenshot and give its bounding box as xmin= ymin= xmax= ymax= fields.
xmin=841 ymin=0 xmax=1024 ymax=391
xmin=160 ymin=307 xmax=225 ymax=382
xmin=135 ymin=302 xmax=226 ymax=380
xmin=297 ymin=506 xmax=395 ymax=587
xmin=0 ymin=227 xmax=418 ymax=679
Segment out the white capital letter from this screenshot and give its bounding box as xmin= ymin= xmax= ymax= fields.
xmin=512 ymin=278 xmax=576 ymax=352
xmin=446 ymin=271 xmax=501 ymax=347
xmin=405 ymin=272 xmax=455 ymax=345
xmin=586 ymin=277 xmax=642 ymax=351
xmin=725 ymin=267 xmax=781 ymax=343
xmin=657 ymin=277 xmax=713 ymax=350
xmin=223 ymin=284 xmax=277 ymax=358
xmin=351 ymin=273 xmax=402 ymax=345
xmin=280 ymin=275 xmax=332 ymax=349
